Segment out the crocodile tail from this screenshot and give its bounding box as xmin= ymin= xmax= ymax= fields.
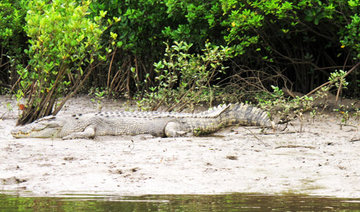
xmin=221 ymin=103 xmax=274 ymax=128
xmin=195 ymin=104 xmax=231 ymax=118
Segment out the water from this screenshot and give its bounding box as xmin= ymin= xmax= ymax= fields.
xmin=1 ymin=192 xmax=360 ymax=211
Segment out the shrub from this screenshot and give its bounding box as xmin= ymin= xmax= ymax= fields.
xmin=137 ymin=41 xmax=233 ymax=111
xmin=0 ymin=0 xmax=28 ymax=92
xmin=16 ymin=0 xmax=108 ymax=125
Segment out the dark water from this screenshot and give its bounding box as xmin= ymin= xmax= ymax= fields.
xmin=1 ymin=192 xmax=360 ymax=211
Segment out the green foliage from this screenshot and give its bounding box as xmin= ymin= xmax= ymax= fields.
xmin=341 ymin=0 xmax=360 ymax=60
xmin=257 ymin=85 xmax=316 ymax=123
xmin=89 ymin=87 xmax=107 ymax=111
xmin=87 ymin=0 xmax=231 ymax=96
xmin=218 ymin=0 xmax=360 ymax=93
xmin=0 ymin=0 xmax=27 ymax=92
xmin=162 ymin=0 xmax=224 ymax=47
xmin=137 ymin=41 xmax=233 ymax=110
xmin=88 ymin=0 xmax=360 ymax=97
xmin=17 ymin=0 xmax=107 ymax=124
xmin=89 ymin=0 xmax=168 ymax=56
xmin=334 ymin=106 xmax=350 ymax=127
xmin=21 ymin=0 xmax=105 ymax=95
xmin=220 ymin=0 xmax=342 ymax=54
xmin=1 ymin=0 xmax=360 ymax=111
xmin=90 ymin=0 xmax=225 ymax=53
xmin=328 ymin=70 xmax=349 ymax=89
xmin=0 ymin=0 xmax=25 ymax=48
xmin=257 ymin=68 xmax=353 ymax=126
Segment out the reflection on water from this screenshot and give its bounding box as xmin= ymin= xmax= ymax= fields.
xmin=1 ymin=192 xmax=360 ymax=211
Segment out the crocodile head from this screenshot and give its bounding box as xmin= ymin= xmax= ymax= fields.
xmin=11 ymin=115 xmax=64 ymax=138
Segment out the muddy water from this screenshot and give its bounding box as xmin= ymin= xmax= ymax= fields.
xmin=1 ymin=192 xmax=360 ymax=211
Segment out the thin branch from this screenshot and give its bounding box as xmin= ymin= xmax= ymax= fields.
xmin=53 ymin=64 xmax=95 ymax=115
xmin=107 ymin=47 xmax=117 ymax=89
xmin=306 ymin=61 xmax=360 ymax=96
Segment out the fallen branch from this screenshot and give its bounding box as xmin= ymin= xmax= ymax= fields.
xmin=275 ymin=145 xmax=315 ymax=149
xmin=244 ymin=127 xmax=270 ymax=147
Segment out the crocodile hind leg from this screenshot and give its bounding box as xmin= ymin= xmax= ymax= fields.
xmin=164 ymin=121 xmax=191 ymax=137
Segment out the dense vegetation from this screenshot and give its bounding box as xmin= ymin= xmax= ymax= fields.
xmin=0 ymin=0 xmax=359 ymax=124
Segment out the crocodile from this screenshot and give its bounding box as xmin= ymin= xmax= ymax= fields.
xmin=11 ymin=103 xmax=274 ymax=139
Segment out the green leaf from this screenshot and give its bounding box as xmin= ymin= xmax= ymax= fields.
xmin=99 ymin=10 xmax=107 ymax=18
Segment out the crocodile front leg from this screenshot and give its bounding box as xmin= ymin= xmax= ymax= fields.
xmin=62 ymin=125 xmax=96 ymax=140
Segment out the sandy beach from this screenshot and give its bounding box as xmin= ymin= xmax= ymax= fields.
xmin=1 ymin=95 xmax=360 ymax=197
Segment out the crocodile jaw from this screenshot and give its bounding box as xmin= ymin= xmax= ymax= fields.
xmin=11 ymin=116 xmax=63 ymax=138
